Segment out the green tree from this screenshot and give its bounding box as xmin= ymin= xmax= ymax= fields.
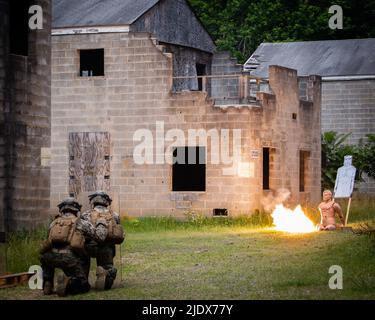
xmin=321 ymin=132 xmax=375 ymax=191
xmin=188 ymin=0 xmax=375 ymax=63
xmin=358 ymin=134 xmax=375 ymax=179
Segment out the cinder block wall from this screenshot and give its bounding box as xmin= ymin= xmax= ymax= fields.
xmin=211 ymin=51 xmax=244 ymax=105
xmin=0 ymin=0 xmax=51 ymax=232
xmin=322 ymin=80 xmax=375 ymax=144
xmin=267 ymin=66 xmax=322 ymax=205
xmin=322 ymin=80 xmax=375 ymax=194
xmin=51 ymin=32 xmax=321 ymax=217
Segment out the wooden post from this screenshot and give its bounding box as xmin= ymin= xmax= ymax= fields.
xmin=243 ymin=75 xmax=248 ymax=101
xmin=239 ymin=75 xmax=244 ymax=100
xmin=202 ymin=76 xmax=207 ymax=92
xmin=345 ymin=197 xmax=352 ymax=226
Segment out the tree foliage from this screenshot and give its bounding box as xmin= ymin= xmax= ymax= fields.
xmin=321 ymin=132 xmax=375 ymax=191
xmin=358 ymin=134 xmax=375 ymax=180
xmin=188 ymin=0 xmax=375 ymax=63
xmin=321 ymin=131 xmax=356 ymax=190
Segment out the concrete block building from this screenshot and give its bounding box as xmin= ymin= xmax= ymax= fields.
xmin=245 ymin=39 xmax=375 ymax=194
xmin=0 ymin=0 xmax=51 ymax=237
xmin=51 ymin=0 xmax=322 ymax=217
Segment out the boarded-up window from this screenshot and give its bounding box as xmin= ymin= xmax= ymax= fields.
xmin=69 ymin=132 xmax=110 ymax=196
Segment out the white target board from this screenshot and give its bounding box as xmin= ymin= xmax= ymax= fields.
xmin=334 ymin=155 xmax=356 ymax=198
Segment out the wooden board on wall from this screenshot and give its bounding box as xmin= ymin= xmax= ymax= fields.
xmin=69 ymin=132 xmax=110 ymax=197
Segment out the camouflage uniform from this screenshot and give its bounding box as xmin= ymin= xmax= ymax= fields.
xmin=40 ymin=198 xmax=91 ymax=296
xmin=80 ymin=191 xmax=123 ymax=290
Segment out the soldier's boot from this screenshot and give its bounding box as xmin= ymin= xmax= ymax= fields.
xmin=43 ymin=280 xmax=53 ymax=295
xmin=56 ymin=274 xmax=71 ymax=297
xmin=104 ymin=267 xmax=117 ymax=290
xmin=95 ymin=266 xmax=108 ymax=291
xmin=104 ymin=277 xmax=114 ymax=290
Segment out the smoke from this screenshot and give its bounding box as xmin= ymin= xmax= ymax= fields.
xmin=261 ymin=188 xmax=291 ymax=212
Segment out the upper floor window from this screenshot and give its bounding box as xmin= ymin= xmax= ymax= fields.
xmin=196 ymin=63 xmax=206 ymax=91
xmin=79 ymin=49 xmax=104 ymax=77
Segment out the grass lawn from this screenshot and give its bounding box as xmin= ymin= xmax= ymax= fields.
xmin=0 ymin=210 xmax=374 ymax=300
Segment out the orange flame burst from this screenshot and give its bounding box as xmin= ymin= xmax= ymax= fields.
xmin=271 ymin=204 xmax=316 ymax=233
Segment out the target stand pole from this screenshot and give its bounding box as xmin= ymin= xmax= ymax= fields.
xmin=345 ymin=197 xmax=352 ymax=226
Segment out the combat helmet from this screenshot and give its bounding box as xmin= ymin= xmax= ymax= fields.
xmin=89 ymin=191 xmax=112 ymax=207
xmin=57 ymin=198 xmax=82 ymax=214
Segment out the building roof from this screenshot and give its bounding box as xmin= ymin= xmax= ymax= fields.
xmin=53 ymin=0 xmax=160 ymax=28
xmin=244 ymin=39 xmax=375 ymax=78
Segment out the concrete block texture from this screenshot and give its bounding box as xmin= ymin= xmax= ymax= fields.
xmin=0 ymin=0 xmax=52 ymax=232
xmin=51 ymin=32 xmax=321 ymax=218
xmin=322 ymin=80 xmax=375 ymax=194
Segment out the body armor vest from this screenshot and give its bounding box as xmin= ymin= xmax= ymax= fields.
xmin=90 ymin=208 xmax=124 ymax=244
xmin=48 ymin=215 xmax=85 ymax=251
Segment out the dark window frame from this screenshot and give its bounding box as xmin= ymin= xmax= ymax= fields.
xmin=172 ymin=146 xmax=206 ymax=192
xmin=299 ymin=150 xmax=310 ymax=192
xmin=196 ymin=63 xmax=206 ymax=91
xmin=213 ymin=208 xmax=228 ymax=216
xmin=79 ymin=49 xmax=105 ymax=77
xmin=263 ymin=147 xmax=270 ymax=190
